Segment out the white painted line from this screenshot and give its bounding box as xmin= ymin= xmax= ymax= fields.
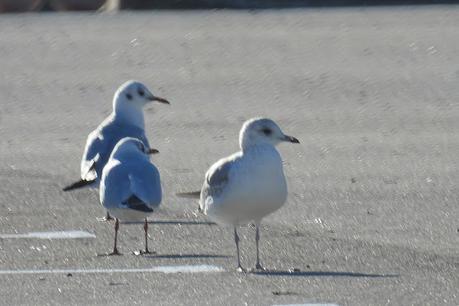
xmin=273 ymin=304 xmax=340 ymax=306
xmin=0 ymin=230 xmax=96 ymax=239
xmin=0 ymin=265 xmax=224 ymax=275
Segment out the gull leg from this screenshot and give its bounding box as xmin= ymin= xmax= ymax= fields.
xmin=108 ymin=218 xmax=121 ymax=255
xmin=106 ymin=211 xmax=114 ymax=220
xmin=134 ymin=218 xmax=155 ymax=255
xmin=234 ymin=227 xmax=245 ymax=272
xmin=143 ymin=218 xmax=153 ymax=254
xmin=255 ymin=223 xmax=266 ymax=271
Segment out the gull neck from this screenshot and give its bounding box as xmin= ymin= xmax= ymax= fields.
xmin=113 ymin=102 xmax=145 ymax=129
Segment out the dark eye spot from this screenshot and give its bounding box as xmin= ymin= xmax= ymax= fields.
xmin=262 ymin=128 xmax=272 ymax=136
xmin=126 ymin=93 xmax=133 ymax=100
xmin=138 ymin=88 xmax=145 ymax=96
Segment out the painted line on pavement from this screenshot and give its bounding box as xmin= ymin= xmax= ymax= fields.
xmin=0 ymin=265 xmax=225 ymax=275
xmin=0 ymin=230 xmax=96 ymax=239
xmin=273 ymin=304 xmax=340 ymax=306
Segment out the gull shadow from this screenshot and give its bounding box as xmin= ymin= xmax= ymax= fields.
xmin=143 ymin=254 xmax=230 ymax=259
xmin=252 ymin=270 xmax=399 ymax=278
xmin=122 ymin=220 xmax=216 ymax=226
xmin=150 ymin=220 xmax=216 ymax=226
xmin=116 ymin=0 xmax=459 ymax=9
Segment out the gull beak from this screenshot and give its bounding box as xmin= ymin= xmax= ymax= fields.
xmin=149 ymin=95 xmax=170 ymax=104
xmin=283 ymin=135 xmax=300 ymax=144
xmin=147 ymin=148 xmax=160 ymax=155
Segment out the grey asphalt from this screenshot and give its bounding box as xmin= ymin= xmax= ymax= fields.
xmin=0 ymin=7 xmax=458 ymax=305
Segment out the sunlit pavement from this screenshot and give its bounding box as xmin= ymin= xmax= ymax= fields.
xmin=0 ymin=7 xmax=458 ymax=305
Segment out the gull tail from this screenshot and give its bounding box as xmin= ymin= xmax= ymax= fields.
xmin=62 ymin=179 xmax=95 ymax=191
xmin=176 ymin=191 xmax=201 ymax=199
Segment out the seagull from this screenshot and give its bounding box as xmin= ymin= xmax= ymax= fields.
xmin=178 ymin=118 xmax=299 ymax=272
xmin=100 ymin=137 xmax=162 ymax=255
xmin=63 ymin=80 xmax=169 ymax=220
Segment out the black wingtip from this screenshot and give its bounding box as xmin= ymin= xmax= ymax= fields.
xmin=176 ymin=191 xmax=201 ymax=199
xmin=123 ymin=195 xmax=154 ymax=212
xmin=62 ymin=179 xmax=95 ymax=191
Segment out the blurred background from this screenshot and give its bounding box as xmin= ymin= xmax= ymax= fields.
xmin=1 ymin=0 xmax=458 ymax=12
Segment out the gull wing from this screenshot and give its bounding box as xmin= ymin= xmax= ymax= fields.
xmin=201 ymin=153 xmax=241 ymax=203
xmin=101 ymin=158 xmax=161 ymax=210
xmin=81 ymin=128 xmax=109 ymax=181
xmin=122 ymin=195 xmax=153 ymax=212
xmin=81 ymin=117 xmax=151 ymax=181
xmin=127 ymin=164 xmax=162 ymax=208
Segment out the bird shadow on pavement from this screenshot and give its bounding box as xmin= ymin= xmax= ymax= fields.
xmin=122 ymin=220 xmax=216 ymax=226
xmin=252 ymin=270 xmax=399 ymax=278
xmin=143 ymin=254 xmax=230 ymax=259
xmin=150 ymin=220 xmax=216 ymax=225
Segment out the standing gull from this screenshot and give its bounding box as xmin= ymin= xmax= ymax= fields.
xmin=178 ymin=118 xmax=299 ymax=271
xmin=100 ymin=137 xmax=162 ymax=255
xmin=63 ymin=80 xmax=169 ymax=219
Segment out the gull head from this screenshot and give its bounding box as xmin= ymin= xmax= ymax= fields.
xmin=239 ymin=118 xmax=299 ymax=150
xmin=111 ymin=137 xmax=159 ymax=160
xmin=113 ymin=80 xmax=170 ymax=110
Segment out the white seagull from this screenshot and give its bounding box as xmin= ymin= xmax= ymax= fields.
xmin=63 ymin=80 xmax=169 ymax=219
xmin=100 ymin=137 xmax=162 ymax=255
xmin=178 ymin=118 xmax=299 ymax=271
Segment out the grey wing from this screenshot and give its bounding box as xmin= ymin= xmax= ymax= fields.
xmin=207 ymin=160 xmax=233 ymax=186
xmin=100 ymin=162 xmax=131 ymax=209
xmin=200 ymin=157 xmax=236 ymax=205
xmin=82 ymin=122 xmax=150 ymax=181
xmin=81 ymin=129 xmax=108 ymax=181
xmin=129 ymin=162 xmax=162 ymax=207
xmin=102 ymin=162 xmax=161 ymax=210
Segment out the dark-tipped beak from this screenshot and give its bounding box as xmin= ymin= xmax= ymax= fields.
xmin=147 ymin=148 xmax=160 ymax=155
xmin=149 ymin=95 xmax=170 ymax=104
xmin=283 ymin=135 xmax=300 ymax=144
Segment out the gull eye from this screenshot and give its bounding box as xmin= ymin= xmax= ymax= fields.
xmin=261 ymin=128 xmax=272 ymax=136
xmin=126 ymin=93 xmax=133 ymax=100
xmin=138 ymin=88 xmax=145 ymax=97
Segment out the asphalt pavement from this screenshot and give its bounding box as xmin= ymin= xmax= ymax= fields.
xmin=0 ymin=7 xmax=458 ymax=305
